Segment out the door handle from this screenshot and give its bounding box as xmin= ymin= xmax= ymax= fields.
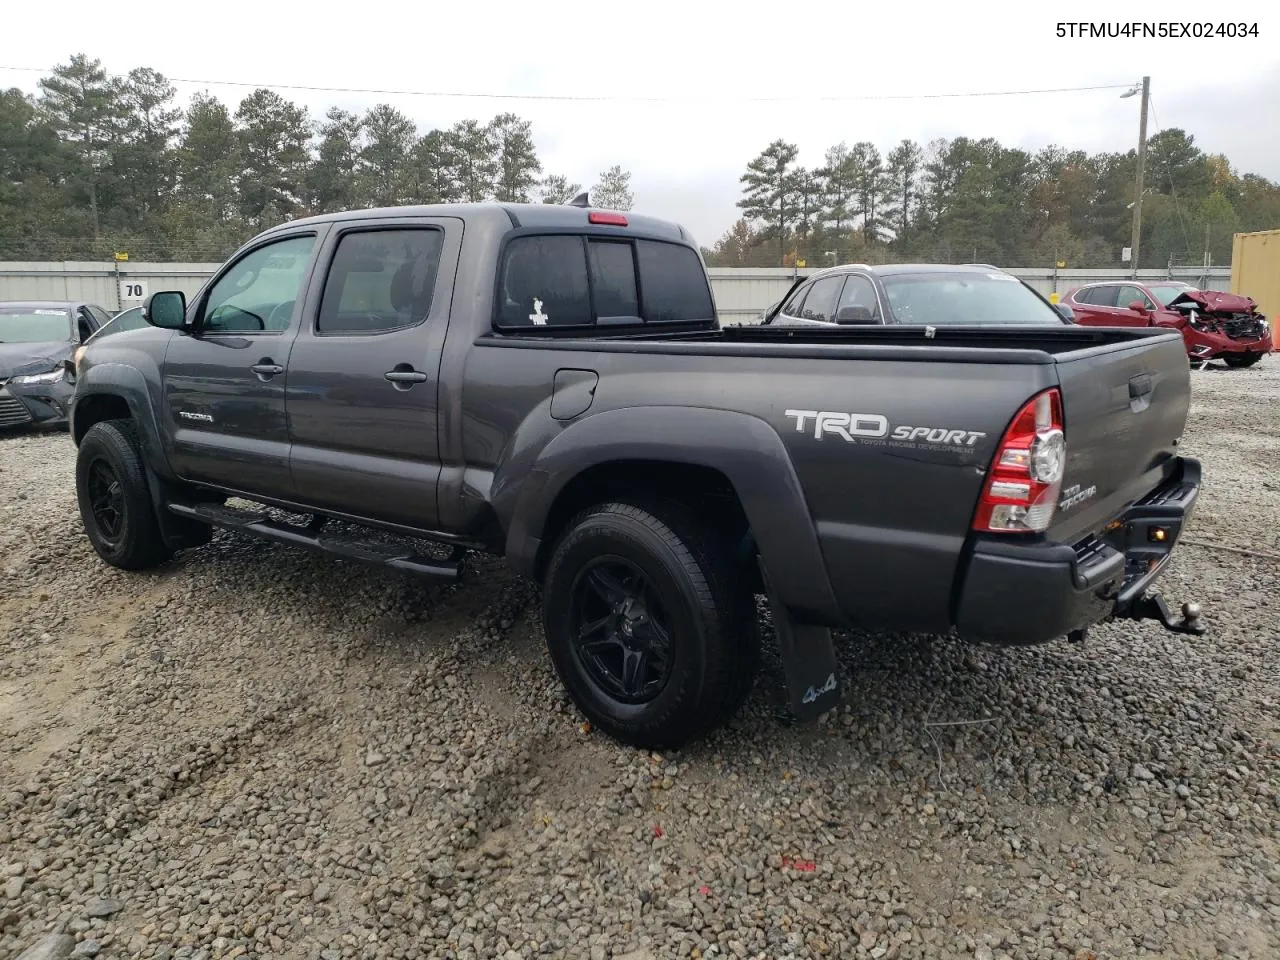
xmin=250 ymin=360 xmax=284 ymax=380
xmin=385 ymin=366 xmax=428 ymax=389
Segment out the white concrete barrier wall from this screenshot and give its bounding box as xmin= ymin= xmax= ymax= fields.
xmin=0 ymin=262 xmax=1236 ymax=322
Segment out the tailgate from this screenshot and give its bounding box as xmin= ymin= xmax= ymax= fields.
xmin=1048 ymin=330 xmax=1191 ymax=544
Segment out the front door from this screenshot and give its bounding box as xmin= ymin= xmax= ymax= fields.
xmin=1110 ymin=284 xmax=1158 ymax=326
xmin=284 ymin=217 xmax=461 ymax=531
xmin=162 ymin=230 xmax=323 ymax=499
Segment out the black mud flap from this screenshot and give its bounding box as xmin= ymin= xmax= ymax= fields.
xmin=758 ymin=558 xmax=842 ymax=720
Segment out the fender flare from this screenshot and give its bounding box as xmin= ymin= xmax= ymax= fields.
xmin=501 ymin=405 xmax=842 ymax=625
xmin=73 ymin=362 xmax=175 ymax=482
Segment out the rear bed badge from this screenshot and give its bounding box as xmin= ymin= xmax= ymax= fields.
xmin=1059 ymin=483 xmax=1096 ymax=511
xmin=785 ymin=409 xmax=985 ymax=449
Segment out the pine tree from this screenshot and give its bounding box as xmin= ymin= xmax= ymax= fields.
xmin=737 ymin=139 xmax=799 ymax=265
xmin=489 ymin=113 xmax=541 ymax=202
xmin=592 ymin=165 xmax=633 ymax=210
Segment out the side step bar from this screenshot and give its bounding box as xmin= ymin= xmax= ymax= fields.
xmin=167 ymin=502 xmax=462 ymax=581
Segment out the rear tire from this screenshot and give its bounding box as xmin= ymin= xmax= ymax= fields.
xmin=75 ymin=419 xmax=173 ymax=570
xmin=1223 ymin=353 xmax=1262 ymax=368
xmin=541 ymin=499 xmax=759 ymax=749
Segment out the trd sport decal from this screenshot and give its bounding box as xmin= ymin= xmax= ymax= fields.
xmin=784 ymin=409 xmax=986 ymax=449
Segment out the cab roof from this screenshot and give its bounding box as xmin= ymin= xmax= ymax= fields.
xmin=269 ymin=202 xmax=695 ymax=245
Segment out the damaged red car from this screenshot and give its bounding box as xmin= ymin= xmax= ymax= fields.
xmin=1062 ymin=280 xmax=1272 ymax=367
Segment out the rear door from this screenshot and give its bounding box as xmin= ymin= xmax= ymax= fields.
xmin=285 ymin=216 xmax=462 ymax=530
xmin=163 ymin=230 xmax=323 ymax=498
xmin=1068 ymin=284 xmax=1119 ymax=325
xmin=1048 ymin=330 xmax=1191 ymax=544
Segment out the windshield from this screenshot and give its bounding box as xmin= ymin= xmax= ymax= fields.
xmin=881 ymin=272 xmax=1065 ymax=326
xmin=0 ymin=306 xmax=73 ymax=343
xmin=1146 ymin=283 xmax=1195 ymax=307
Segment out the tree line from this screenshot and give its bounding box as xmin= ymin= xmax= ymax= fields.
xmin=705 ymin=132 xmax=1280 ymax=270
xmin=0 ymin=54 xmax=635 ymax=261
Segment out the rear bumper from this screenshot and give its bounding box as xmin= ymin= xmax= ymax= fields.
xmin=954 ymin=456 xmax=1201 ymax=645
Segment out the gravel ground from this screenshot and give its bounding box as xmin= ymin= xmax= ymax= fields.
xmin=2 ymin=360 xmax=1278 ymax=960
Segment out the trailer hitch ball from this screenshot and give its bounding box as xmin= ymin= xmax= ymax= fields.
xmin=1182 ymin=601 xmax=1202 ymax=628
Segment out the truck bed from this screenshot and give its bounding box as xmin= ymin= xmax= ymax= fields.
xmin=479 ymin=322 xmax=1178 ymax=365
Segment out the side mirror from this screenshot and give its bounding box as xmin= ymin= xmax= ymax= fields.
xmin=1054 ymin=303 xmax=1075 ymax=322
xmin=143 ymin=290 xmax=187 ymax=329
xmin=835 ymin=304 xmax=876 ymax=325
xmin=63 ymin=357 xmax=78 ymax=383
xmin=1127 ymin=300 xmax=1148 ymax=315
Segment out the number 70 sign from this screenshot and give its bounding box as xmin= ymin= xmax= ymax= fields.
xmin=119 ymin=280 xmax=148 ymax=301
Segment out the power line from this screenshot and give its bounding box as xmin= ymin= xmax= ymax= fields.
xmin=0 ymin=64 xmax=1137 ymax=104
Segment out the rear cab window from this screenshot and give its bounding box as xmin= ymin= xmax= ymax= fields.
xmin=495 ymin=233 xmax=714 ymax=332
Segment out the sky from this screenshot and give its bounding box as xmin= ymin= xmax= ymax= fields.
xmin=5 ymin=1 xmax=1279 ymax=248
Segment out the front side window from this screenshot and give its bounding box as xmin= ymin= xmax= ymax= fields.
xmin=1116 ymin=285 xmax=1155 ymax=310
xmin=779 ymin=282 xmax=811 ymax=318
xmin=202 ymin=234 xmax=317 ymax=334
xmin=318 ymin=228 xmax=444 ymax=334
xmin=799 ymin=275 xmax=844 ymax=322
xmin=87 ymin=305 xmax=113 ymax=327
xmin=0 ymin=306 xmax=72 ymax=344
xmin=882 ymin=272 xmax=1068 ymax=326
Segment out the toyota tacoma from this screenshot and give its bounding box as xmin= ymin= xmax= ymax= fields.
xmin=69 ymin=201 xmax=1206 ymax=749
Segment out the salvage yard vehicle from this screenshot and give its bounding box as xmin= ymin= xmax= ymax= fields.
xmin=73 ymin=305 xmax=150 ymax=371
xmin=1063 ymin=280 xmax=1272 ymax=367
xmin=0 ymin=299 xmax=113 ymax=430
xmin=68 ymin=201 xmax=1206 ymax=749
xmin=757 ymin=262 xmax=1080 ymax=328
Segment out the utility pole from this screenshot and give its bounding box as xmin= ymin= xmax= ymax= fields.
xmin=1126 ymin=76 xmax=1150 ymax=279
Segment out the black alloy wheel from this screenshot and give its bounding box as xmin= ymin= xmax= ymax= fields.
xmin=541 ymin=498 xmax=760 ymax=749
xmin=86 ymin=458 xmax=126 ymax=544
xmin=569 ymin=557 xmax=675 ymax=704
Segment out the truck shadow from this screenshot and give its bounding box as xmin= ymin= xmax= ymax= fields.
xmin=169 ymin=525 xmax=1265 ymax=814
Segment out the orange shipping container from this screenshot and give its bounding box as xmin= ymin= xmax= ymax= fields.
xmin=1231 ymin=229 xmax=1280 ymax=349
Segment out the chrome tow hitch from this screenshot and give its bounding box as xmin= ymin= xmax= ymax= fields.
xmin=1124 ymin=592 xmax=1206 ymax=636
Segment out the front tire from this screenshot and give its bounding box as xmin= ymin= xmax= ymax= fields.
xmin=75 ymin=419 xmax=173 ymax=570
xmin=541 ymin=499 xmax=759 ymax=749
xmin=1223 ymin=353 xmax=1262 ymax=368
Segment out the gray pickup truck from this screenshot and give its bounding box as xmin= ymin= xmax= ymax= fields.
xmin=68 ymin=201 xmax=1205 ymax=749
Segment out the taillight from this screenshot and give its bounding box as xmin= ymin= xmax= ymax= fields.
xmin=972 ymin=388 xmax=1066 ymax=533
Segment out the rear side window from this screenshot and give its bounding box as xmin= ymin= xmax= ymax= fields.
xmin=837 ymin=274 xmax=880 ymax=319
xmin=1079 ymin=285 xmax=1116 ymax=306
xmin=496 ymin=234 xmax=713 ymax=329
xmin=318 ymin=228 xmax=444 ymax=334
